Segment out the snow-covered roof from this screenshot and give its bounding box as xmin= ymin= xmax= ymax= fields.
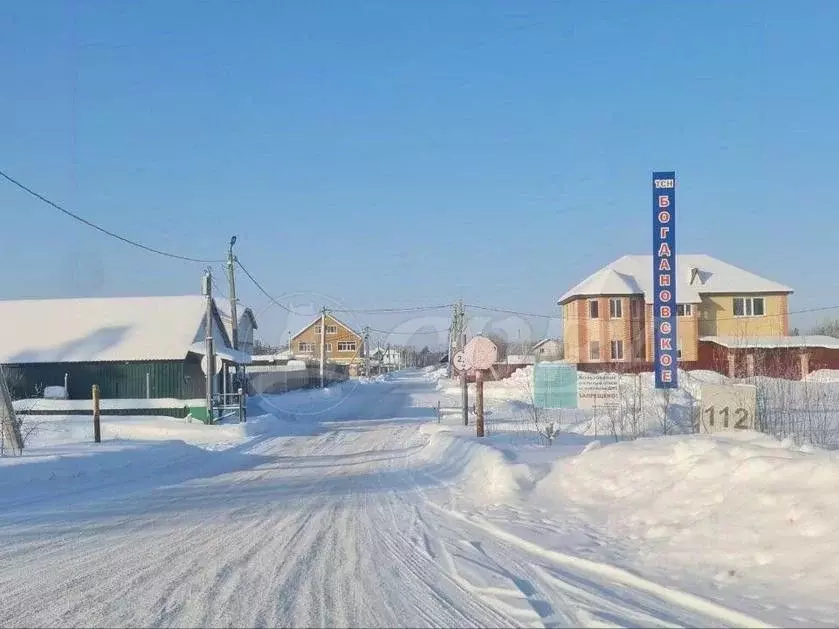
xmin=701 ymin=335 xmax=839 ymax=350
xmin=532 ymin=338 xmax=561 ymax=350
xmin=0 ymin=295 xmax=234 ymax=364
xmin=216 ymin=301 xmax=258 ymax=331
xmin=558 ymin=254 xmax=793 ymax=305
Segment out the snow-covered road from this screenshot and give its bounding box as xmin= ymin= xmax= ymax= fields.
xmin=0 ymin=372 xmax=779 ymax=628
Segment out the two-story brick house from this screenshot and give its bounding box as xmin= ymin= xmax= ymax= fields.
xmin=556 ymin=254 xmax=839 ymax=377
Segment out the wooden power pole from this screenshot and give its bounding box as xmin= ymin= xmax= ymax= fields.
xmin=319 ymin=307 xmax=327 ymax=388
xmin=203 ymin=269 xmax=216 ymax=422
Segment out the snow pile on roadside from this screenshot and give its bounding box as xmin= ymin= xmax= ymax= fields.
xmin=13 ymin=412 xmax=287 ymax=454
xmin=804 ymin=369 xmax=839 ymax=383
xmin=13 ymin=397 xmax=202 ymax=412
xmin=534 ymin=432 xmax=839 ymax=597
xmin=419 ymin=425 xmax=532 ymax=505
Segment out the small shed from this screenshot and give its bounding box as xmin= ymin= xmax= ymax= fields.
xmin=0 ymin=295 xmax=250 ymax=401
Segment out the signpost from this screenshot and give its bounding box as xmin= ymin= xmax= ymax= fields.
xmin=577 ymin=372 xmax=620 ymax=411
xmin=463 ymin=337 xmax=498 ymax=437
xmin=697 ymin=383 xmax=757 ymax=433
xmin=653 ymin=171 xmax=678 ymax=389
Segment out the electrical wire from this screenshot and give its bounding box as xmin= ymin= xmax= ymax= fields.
xmin=465 ymin=303 xmax=556 ymax=318
xmin=466 ymin=302 xmax=839 ymax=324
xmin=332 ymin=304 xmax=455 ymax=314
xmin=365 ymin=326 xmax=448 ymax=336
xmin=0 ymin=168 xmax=223 ymax=264
xmin=211 ymin=275 xmax=228 ymax=301
xmin=235 ymin=258 xmax=295 ymax=313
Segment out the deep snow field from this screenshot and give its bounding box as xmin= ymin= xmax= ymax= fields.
xmin=1 ymin=367 xmax=837 ymax=628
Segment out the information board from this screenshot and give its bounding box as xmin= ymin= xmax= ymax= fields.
xmin=577 ymin=371 xmax=620 ymax=410
xmin=533 ymin=363 xmax=578 ymax=409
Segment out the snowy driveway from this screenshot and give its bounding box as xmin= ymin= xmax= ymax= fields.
xmin=0 ymin=372 xmax=783 ymax=628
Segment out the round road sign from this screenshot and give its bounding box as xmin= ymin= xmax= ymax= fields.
xmin=452 ymin=350 xmax=469 ymax=372
xmin=464 ymin=336 xmax=498 ymax=371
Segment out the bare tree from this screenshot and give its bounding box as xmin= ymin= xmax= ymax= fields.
xmin=515 ymin=367 xmax=558 ymax=446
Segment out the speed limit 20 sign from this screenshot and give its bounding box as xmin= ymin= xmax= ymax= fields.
xmin=697 ymin=383 xmax=757 ymax=433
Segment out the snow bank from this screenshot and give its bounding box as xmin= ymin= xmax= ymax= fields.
xmin=13 ymin=398 xmax=202 ymax=411
xmin=418 ymin=425 xmax=532 ymax=505
xmin=535 ymin=433 xmax=839 ymax=597
xmin=13 ymin=413 xmax=256 ymax=450
xmin=804 ymin=369 xmax=839 ymax=383
xmin=42 ymin=386 xmax=68 ymax=400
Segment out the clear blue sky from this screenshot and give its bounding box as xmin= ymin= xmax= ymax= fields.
xmin=2 ymin=1 xmax=838 ymax=347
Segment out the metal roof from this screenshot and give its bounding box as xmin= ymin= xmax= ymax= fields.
xmin=0 ymin=295 xmax=236 ymax=364
xmin=558 ymin=254 xmax=793 ymax=305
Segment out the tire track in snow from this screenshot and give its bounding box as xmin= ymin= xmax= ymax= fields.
xmin=426 ymin=503 xmax=775 ymax=629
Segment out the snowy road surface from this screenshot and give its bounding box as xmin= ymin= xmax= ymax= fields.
xmin=0 ymin=372 xmax=784 ymax=627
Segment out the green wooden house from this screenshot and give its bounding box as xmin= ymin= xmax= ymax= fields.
xmin=0 ymin=295 xmax=252 ymax=407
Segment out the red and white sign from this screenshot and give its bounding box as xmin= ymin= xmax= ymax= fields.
xmin=464 ymin=337 xmax=498 ymax=371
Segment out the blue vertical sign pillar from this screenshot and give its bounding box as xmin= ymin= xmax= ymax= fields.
xmin=653 ymin=171 xmax=678 ymax=388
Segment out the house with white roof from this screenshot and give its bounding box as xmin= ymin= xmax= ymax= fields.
xmin=532 ymin=338 xmax=563 ymax=360
xmin=0 ymin=295 xmax=250 ymax=412
xmin=216 ymin=300 xmax=259 ymax=355
xmin=556 ymin=254 xmax=834 ymax=376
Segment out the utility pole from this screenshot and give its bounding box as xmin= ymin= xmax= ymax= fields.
xmin=363 ymin=326 xmax=370 ymax=377
xmin=458 ymin=300 xmax=468 ymax=426
xmin=320 ymin=306 xmax=327 ymax=388
xmin=461 ymin=328 xmax=468 ymax=426
xmin=226 ymin=235 xmax=239 ymax=351
xmin=203 ymin=268 xmax=216 ymax=422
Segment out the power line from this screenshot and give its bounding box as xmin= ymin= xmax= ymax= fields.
xmin=0 ymin=168 xmax=223 ymax=264
xmin=235 ymin=258 xmax=295 ymax=313
xmin=365 ymin=326 xmax=448 ymax=336
xmin=466 ymin=303 xmax=556 ymax=319
xmin=332 ymin=304 xmax=454 ymax=314
xmin=466 ymin=302 xmax=839 ymax=324
xmin=211 ymin=274 xmax=228 ymax=301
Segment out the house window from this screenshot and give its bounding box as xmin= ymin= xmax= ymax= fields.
xmin=630 ymin=300 xmax=640 ymax=318
xmin=298 ymin=342 xmax=314 ymax=352
xmin=338 ymin=341 xmax=357 ymax=352
xmin=325 ymin=343 xmax=332 ymax=352
xmin=733 ymin=297 xmax=765 ymax=317
xmin=326 ymin=325 xmax=338 ymax=335
xmin=676 ymin=304 xmax=692 ymax=317
xmin=589 ymin=341 xmax=601 ymax=361
xmin=589 ymin=300 xmax=599 ymax=319
xmin=610 ymin=340 xmax=624 ymax=360
xmin=314 ymin=326 xmax=321 ymax=334
xmin=609 ymin=298 xmax=622 ymax=319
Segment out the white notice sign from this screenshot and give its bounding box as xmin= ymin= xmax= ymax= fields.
xmin=577 ymin=372 xmax=620 ymax=410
